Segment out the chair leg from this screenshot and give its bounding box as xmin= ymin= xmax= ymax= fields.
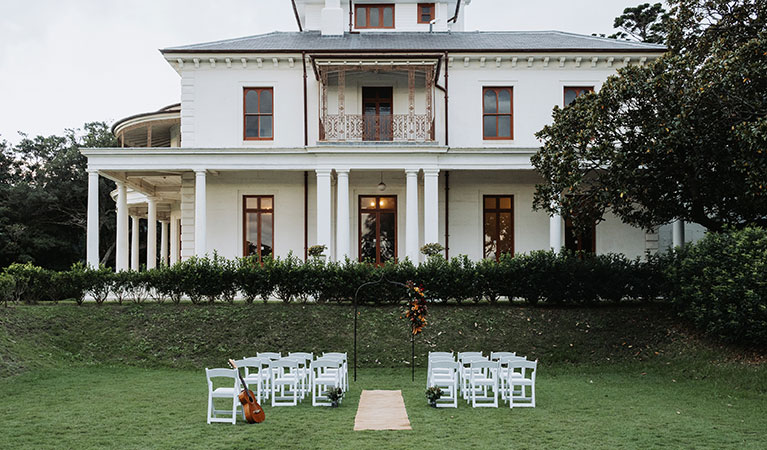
xmin=207 ymin=395 xmax=213 ymax=424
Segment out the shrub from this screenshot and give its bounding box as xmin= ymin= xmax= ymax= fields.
xmin=420 ymin=243 xmax=445 ymax=258
xmin=236 ymin=256 xmax=275 ymax=303
xmin=0 ymin=273 xmax=15 ymax=307
xmin=111 ymin=270 xmax=132 ymax=304
xmin=667 ymin=227 xmax=767 ymax=346
xmin=125 ymin=271 xmax=149 ymax=304
xmin=82 ymin=264 xmax=114 ymax=305
xmin=2 ymin=263 xmax=49 ymax=304
xmin=149 ymin=265 xmax=185 ymax=304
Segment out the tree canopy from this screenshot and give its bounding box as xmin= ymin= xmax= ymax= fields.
xmin=533 ymin=0 xmax=767 ymax=233
xmin=610 ymin=2 xmax=670 ymax=43
xmin=0 ymin=123 xmax=117 ymax=269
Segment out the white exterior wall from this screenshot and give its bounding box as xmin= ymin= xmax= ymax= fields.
xmin=300 ymin=1 xmax=458 ymax=33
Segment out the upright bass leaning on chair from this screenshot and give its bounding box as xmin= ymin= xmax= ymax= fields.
xmin=228 ymin=359 xmax=266 ymax=424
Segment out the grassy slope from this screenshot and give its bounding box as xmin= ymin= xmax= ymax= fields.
xmin=0 ymin=303 xmax=734 ymax=377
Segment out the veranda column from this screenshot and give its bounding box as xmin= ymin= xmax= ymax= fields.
xmin=146 ymin=197 xmax=157 ymax=269
xmin=115 ymin=181 xmax=129 ymax=271
xmin=86 ymin=170 xmax=100 ymax=267
xmin=335 ymin=169 xmax=350 ymax=261
xmin=169 ymin=217 xmax=179 ymax=265
xmin=672 ymin=220 xmax=685 ymax=248
xmin=316 ymin=169 xmax=332 ymax=253
xmin=405 ymin=169 xmax=420 ymax=263
xmin=160 ymin=220 xmax=169 ymax=266
xmin=549 ymin=214 xmax=563 ymax=254
xmin=130 ymin=215 xmax=140 ymax=271
xmin=194 ymin=170 xmax=207 ymax=256
xmin=423 ymin=169 xmax=439 ymax=246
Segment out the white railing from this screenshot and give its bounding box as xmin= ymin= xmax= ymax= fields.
xmin=321 ymin=114 xmax=434 ymax=142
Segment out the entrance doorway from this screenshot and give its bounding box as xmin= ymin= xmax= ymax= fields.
xmin=359 ymin=195 xmax=397 ymax=265
xmin=362 ymin=87 xmax=393 ymax=141
xmin=565 ymin=218 xmax=596 ymax=254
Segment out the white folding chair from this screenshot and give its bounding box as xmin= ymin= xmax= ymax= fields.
xmin=428 ymin=360 xmax=459 ymax=408
xmin=427 ymin=355 xmax=456 ymax=388
xmin=490 ymin=352 xmax=516 ymax=361
xmin=322 ymin=352 xmax=349 ymax=391
xmin=508 ymin=359 xmax=538 ymax=408
xmin=235 ymin=357 xmax=269 ymax=403
xmin=271 ymin=358 xmax=300 ymax=406
xmin=310 ymin=359 xmax=343 ymax=406
xmin=470 ymin=360 xmax=500 ymax=408
xmin=458 ymin=354 xmax=486 ymax=401
xmin=498 ymin=355 xmax=526 ymax=401
xmin=257 ymin=352 xmax=282 ymax=360
xmin=205 ymin=368 xmax=241 ymax=424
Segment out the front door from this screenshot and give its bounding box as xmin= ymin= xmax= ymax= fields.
xmin=359 ymin=195 xmax=397 ymax=265
xmin=362 ymin=87 xmax=393 ymax=141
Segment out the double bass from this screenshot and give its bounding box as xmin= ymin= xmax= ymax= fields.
xmin=228 ymin=359 xmax=266 ymax=424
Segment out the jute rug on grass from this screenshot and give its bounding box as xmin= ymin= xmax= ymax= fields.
xmin=353 ymin=390 xmax=412 ymax=431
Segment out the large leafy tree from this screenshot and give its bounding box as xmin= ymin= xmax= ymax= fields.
xmin=533 ymin=0 xmax=767 ymax=233
xmin=0 ymin=123 xmax=117 ymax=269
xmin=609 ymin=3 xmax=671 ymax=43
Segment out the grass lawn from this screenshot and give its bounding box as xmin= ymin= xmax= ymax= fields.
xmin=1 ymin=363 xmax=765 ymax=449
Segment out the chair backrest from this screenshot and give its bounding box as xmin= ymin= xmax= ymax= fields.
xmin=289 ymin=352 xmax=314 ymax=363
xmin=490 ymin=352 xmax=516 ymax=360
xmin=429 ymin=351 xmax=454 ymax=360
xmin=257 ymin=352 xmax=282 ymax=360
xmin=429 ymin=355 xmax=455 ymax=364
xmin=205 ymin=368 xmax=238 ymax=390
xmin=458 ymin=352 xmax=483 ymax=362
xmin=470 ymin=360 xmax=499 ymax=373
xmin=272 ymin=358 xmax=299 ymax=370
xmin=311 ymin=359 xmax=342 ymax=370
xmin=322 ymin=352 xmax=347 ymax=362
xmin=460 ymin=355 xmax=487 ymax=367
xmin=236 ymin=357 xmax=266 ymax=377
xmin=430 ymin=360 xmax=459 ymax=371
xmin=509 ymin=359 xmax=538 ymax=378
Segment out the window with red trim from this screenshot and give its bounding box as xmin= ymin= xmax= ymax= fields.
xmin=243 ymin=195 xmax=274 ymax=262
xmin=355 ymin=4 xmax=395 ymax=29
xmin=564 ymin=86 xmax=594 ymax=106
xmin=483 ymin=87 xmax=513 ymax=140
xmin=417 ymin=3 xmax=435 ymax=24
xmin=244 ymin=88 xmax=273 ymax=140
xmin=483 ymin=195 xmax=514 ymax=260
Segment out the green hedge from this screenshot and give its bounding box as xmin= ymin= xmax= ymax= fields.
xmin=665 ymin=227 xmax=767 ymax=346
xmin=0 ymin=251 xmax=664 ymax=306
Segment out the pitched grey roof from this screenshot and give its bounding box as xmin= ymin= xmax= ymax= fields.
xmin=161 ymin=31 xmax=666 ymax=54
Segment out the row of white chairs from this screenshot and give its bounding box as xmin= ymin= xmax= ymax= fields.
xmin=427 ymin=351 xmax=537 ymax=409
xmin=205 ymin=352 xmax=349 ymax=424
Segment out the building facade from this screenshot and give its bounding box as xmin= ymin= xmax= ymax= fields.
xmin=83 ymin=0 xmax=674 ymax=271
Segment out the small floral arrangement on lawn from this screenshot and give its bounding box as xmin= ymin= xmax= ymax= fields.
xmin=426 ymin=386 xmax=443 ymax=407
xmin=404 ymin=281 xmax=428 ymax=335
xmin=325 ymin=387 xmax=344 ymax=407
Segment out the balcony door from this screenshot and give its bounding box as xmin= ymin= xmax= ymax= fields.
xmin=359 ymin=195 xmax=397 ymax=265
xmin=362 ymin=87 xmax=393 ymax=141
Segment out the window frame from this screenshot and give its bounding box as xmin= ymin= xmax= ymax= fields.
xmin=358 ymin=195 xmax=398 ymax=266
xmin=417 ymin=3 xmax=435 ymax=24
xmin=243 ymin=87 xmax=274 ymax=141
xmin=482 ymin=195 xmax=515 ymax=261
xmin=482 ymin=87 xmax=514 ymax=140
xmin=242 ymin=195 xmax=275 ymax=263
xmin=355 ymin=4 xmax=396 ymax=29
xmin=563 ymin=86 xmax=594 ymax=106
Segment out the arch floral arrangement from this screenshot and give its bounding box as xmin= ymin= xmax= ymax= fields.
xmin=403 ymin=281 xmax=428 ymax=381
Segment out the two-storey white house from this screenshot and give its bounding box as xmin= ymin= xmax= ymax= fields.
xmin=83 ymin=0 xmax=671 ymax=271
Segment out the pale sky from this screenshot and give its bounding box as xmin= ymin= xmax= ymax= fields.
xmin=0 ymin=0 xmax=648 ymax=143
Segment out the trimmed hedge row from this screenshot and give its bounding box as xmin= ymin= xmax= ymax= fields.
xmin=0 ymin=251 xmax=665 ymax=306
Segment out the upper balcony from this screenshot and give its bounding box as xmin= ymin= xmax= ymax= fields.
xmin=113 ymin=104 xmax=181 ymax=148
xmin=316 ymin=59 xmax=438 ymax=144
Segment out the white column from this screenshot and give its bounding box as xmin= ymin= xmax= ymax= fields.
xmin=194 ymin=170 xmax=207 ymax=256
xmin=405 ymin=169 xmax=420 ymax=263
xmin=169 ymin=217 xmax=179 ymax=265
xmin=335 ymin=169 xmax=350 ymax=262
xmin=423 ymin=169 xmax=440 ymax=246
xmin=86 ymin=170 xmax=100 ymax=268
xmin=115 ymin=181 xmax=129 ymax=272
xmin=146 ymin=197 xmax=157 ymax=269
xmin=549 ymin=213 xmax=563 ymax=254
xmin=316 ymin=169 xmax=332 ymax=252
xmin=160 ymin=220 xmax=169 ymax=266
xmin=130 ymin=215 xmax=140 ymax=271
xmin=672 ymin=220 xmax=685 ymax=248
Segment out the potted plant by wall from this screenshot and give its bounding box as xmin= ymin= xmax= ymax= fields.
xmin=325 ymin=387 xmax=344 ymax=407
xmin=425 ymin=386 xmax=443 ymax=408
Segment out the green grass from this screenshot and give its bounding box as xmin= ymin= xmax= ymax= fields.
xmin=1 ymin=364 xmax=765 ymax=449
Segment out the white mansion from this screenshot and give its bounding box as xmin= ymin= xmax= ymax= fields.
xmin=83 ymin=0 xmax=683 ymax=271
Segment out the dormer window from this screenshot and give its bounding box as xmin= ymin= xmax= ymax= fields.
xmin=417 ymin=3 xmax=435 ymax=24
xmin=355 ymin=4 xmax=395 ymax=29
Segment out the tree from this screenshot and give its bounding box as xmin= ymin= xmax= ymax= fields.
xmin=533 ymin=0 xmax=767 ymax=233
xmin=0 ymin=123 xmax=117 ymax=269
xmin=610 ymin=3 xmax=670 ymax=43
